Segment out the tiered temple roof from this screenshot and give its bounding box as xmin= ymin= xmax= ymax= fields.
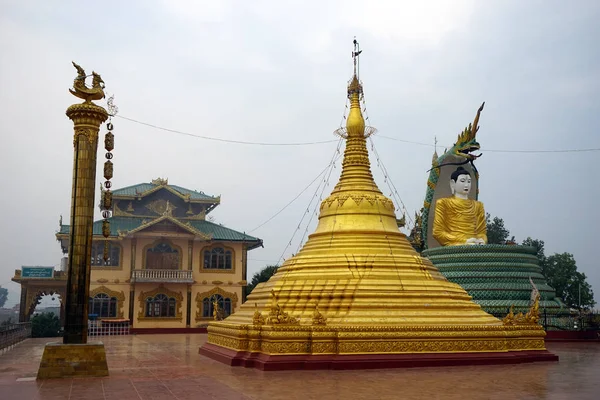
xmin=56 ymin=179 xmax=261 ymax=249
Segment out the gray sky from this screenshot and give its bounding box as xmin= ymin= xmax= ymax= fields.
xmin=1 ymin=0 xmax=599 ymax=306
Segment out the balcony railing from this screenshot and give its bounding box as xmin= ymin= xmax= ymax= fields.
xmin=131 ymin=269 xmax=194 ymax=283
xmin=1 ymin=322 xmax=32 ymax=353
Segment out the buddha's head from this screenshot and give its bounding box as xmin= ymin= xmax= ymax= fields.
xmin=450 ymin=167 xmax=471 ymax=199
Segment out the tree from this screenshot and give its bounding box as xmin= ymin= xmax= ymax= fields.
xmin=246 ymin=265 xmax=279 ymax=296
xmin=31 ymin=312 xmax=61 ymax=338
xmin=0 ymin=286 xmax=7 ymax=308
xmin=522 ymin=237 xmax=547 ymax=268
xmin=544 ymin=253 xmax=595 ymax=310
xmin=485 ymin=213 xmax=515 ymax=244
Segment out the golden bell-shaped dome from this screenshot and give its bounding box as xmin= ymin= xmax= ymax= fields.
xmin=222 ymin=72 xmax=497 ymax=327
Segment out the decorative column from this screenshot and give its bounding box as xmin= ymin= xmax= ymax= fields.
xmin=63 ymin=67 xmax=109 ymax=344
xmin=186 ymin=286 xmax=192 ymax=328
xmin=37 ymin=63 xmax=110 ymax=379
xmin=18 ymin=285 xmax=27 ymax=322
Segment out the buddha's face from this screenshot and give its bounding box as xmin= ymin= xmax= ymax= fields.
xmin=452 ymin=174 xmax=471 ymax=196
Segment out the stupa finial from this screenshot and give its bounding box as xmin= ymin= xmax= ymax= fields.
xmin=346 ymin=39 xmax=365 ymax=138
xmin=352 ymin=37 xmax=362 ymax=79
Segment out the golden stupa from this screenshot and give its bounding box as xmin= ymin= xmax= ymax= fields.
xmin=200 ymin=44 xmax=556 ymax=370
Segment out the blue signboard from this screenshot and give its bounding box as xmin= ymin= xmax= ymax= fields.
xmin=21 ymin=267 xmax=54 ymax=278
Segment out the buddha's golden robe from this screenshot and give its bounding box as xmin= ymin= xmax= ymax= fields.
xmin=433 ymin=197 xmax=487 ymax=246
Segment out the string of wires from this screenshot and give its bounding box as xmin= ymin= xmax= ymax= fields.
xmin=115 ymin=114 xmax=600 ymax=153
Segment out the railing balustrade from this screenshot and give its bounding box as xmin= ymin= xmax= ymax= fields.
xmin=0 ymin=322 xmax=32 ymax=353
xmin=88 ymin=319 xmax=130 ymax=336
xmin=131 ymin=269 xmax=194 ymax=283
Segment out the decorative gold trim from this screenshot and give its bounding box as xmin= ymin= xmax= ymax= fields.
xmin=145 ymin=198 xmax=177 ymax=216
xmin=89 ymin=285 xmax=125 ymax=318
xmin=200 ymin=244 xmax=236 ymax=273
xmin=141 ymin=239 xmax=183 ymax=270
xmin=122 ymin=215 xmax=212 ymax=240
xmin=137 ymin=284 xmax=184 ymax=321
xmin=312 ymin=305 xmax=327 ymax=326
xmin=152 ymin=177 xmax=168 ymax=186
xmin=195 ymin=287 xmax=239 ymax=321
xmin=503 ymin=295 xmax=541 ymax=326
xmin=113 ymin=202 xmax=136 ymax=217
xmin=253 ymin=303 xmax=265 ymax=326
xmin=73 ymin=128 xmax=97 ymax=147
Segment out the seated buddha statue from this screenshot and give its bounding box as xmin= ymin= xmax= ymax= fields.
xmin=433 ymin=167 xmax=487 ymax=246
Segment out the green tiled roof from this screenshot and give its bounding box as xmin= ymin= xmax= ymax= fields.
xmin=112 ymin=182 xmax=218 ymax=201
xmin=187 ymin=220 xmax=258 ymax=242
xmin=58 ymin=216 xmax=261 ymax=245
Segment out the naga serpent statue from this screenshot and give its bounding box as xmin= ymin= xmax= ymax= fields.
xmin=69 ymin=61 xmax=105 ymax=103
xmin=421 ymin=102 xmax=485 ymax=249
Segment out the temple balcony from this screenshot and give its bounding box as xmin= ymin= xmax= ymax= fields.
xmin=131 ymin=269 xmax=194 ymax=284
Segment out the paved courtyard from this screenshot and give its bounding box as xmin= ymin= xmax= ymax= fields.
xmin=0 ymin=334 xmax=598 ymax=400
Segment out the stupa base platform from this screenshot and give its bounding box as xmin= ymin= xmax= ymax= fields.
xmin=199 ymin=323 xmax=558 ymax=371
xmin=200 ymin=343 xmax=558 ymax=371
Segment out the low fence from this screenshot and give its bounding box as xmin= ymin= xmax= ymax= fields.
xmin=0 ymin=322 xmax=32 ymax=352
xmin=88 ymin=319 xmax=130 ymax=337
xmin=489 ymin=309 xmax=600 ymax=331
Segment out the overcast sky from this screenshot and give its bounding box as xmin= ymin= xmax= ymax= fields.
xmin=1 ymin=0 xmax=598 ymax=307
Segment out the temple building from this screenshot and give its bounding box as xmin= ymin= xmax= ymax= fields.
xmin=13 ymin=178 xmax=262 ymax=331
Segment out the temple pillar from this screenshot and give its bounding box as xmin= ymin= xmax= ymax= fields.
xmin=129 ymin=288 xmax=135 ymax=323
xmin=18 ymin=285 xmax=27 ymax=322
xmin=59 ymin=300 xmax=66 ymax=327
xmin=188 ymin=239 xmax=193 ymax=270
xmin=241 ymin=244 xmax=248 ymax=303
xmin=62 ymin=99 xmax=108 ymax=344
xmin=186 ymin=286 xmax=192 ymax=328
xmin=37 ymin=64 xmax=109 ymax=379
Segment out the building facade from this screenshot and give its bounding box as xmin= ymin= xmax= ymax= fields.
xmin=32 ymin=177 xmax=261 ymax=331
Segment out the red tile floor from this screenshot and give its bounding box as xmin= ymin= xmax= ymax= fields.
xmin=0 ymin=334 xmax=598 ymax=400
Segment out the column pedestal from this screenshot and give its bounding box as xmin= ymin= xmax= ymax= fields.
xmin=37 ymin=342 xmax=108 ymax=379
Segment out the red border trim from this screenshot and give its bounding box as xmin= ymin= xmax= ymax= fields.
xmin=131 ymin=327 xmax=207 ymax=334
xmin=546 ymin=330 xmax=600 ymax=341
xmin=199 ymin=343 xmax=559 ymax=371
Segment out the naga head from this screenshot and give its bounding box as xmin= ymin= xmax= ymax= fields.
xmin=452 ymin=102 xmax=485 ymax=161
xmin=92 ymin=72 xmax=105 ymax=90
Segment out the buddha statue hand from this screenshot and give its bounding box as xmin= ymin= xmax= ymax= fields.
xmin=475 ymin=238 xmax=485 ymax=245
xmin=465 ymin=238 xmax=479 ymax=245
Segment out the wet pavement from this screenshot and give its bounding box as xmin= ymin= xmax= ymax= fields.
xmin=0 ymin=334 xmax=598 ymax=400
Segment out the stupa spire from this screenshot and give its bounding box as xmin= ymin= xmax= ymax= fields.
xmin=321 ymin=40 xmax=390 ymax=235
xmin=332 ymin=40 xmax=380 ymax=192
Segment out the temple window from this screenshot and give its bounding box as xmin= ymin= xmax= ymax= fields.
xmin=145 ymin=293 xmax=177 ymax=317
xmin=203 ymin=247 xmax=233 ymax=270
xmin=202 ymin=294 xmax=232 ymax=318
xmin=91 ymin=242 xmax=121 ymax=267
xmin=88 ymin=293 xmax=118 ymax=318
xmin=145 ymin=241 xmax=180 ymax=270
